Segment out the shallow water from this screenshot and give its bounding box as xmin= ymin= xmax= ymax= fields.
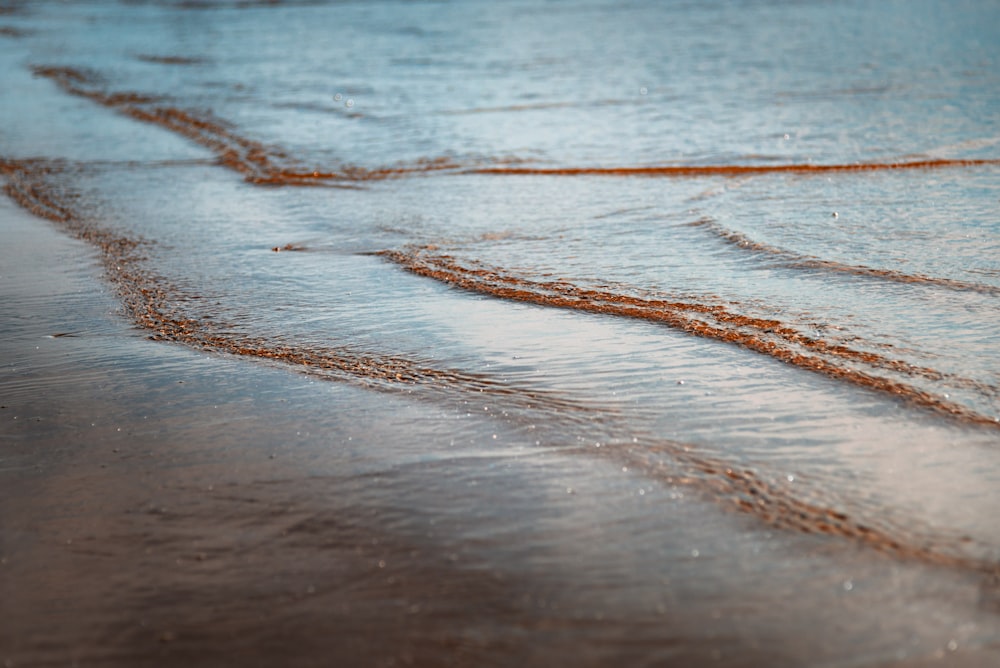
xmin=2 ymin=0 xmax=1000 ymax=665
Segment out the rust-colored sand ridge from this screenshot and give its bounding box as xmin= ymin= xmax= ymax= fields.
xmin=474 ymin=159 xmax=1000 ymax=177
xmin=440 ymin=99 xmax=632 ymax=115
xmin=380 ymin=247 xmax=1000 ymax=429
xmin=135 ymin=54 xmax=206 ymax=66
xmin=617 ymin=438 xmax=997 ymax=575
xmin=30 ymin=66 xmax=462 ymax=186
xmin=0 ymin=159 xmax=596 ymax=420
xmin=31 ymin=65 xmax=1000 ymax=189
xmin=0 ymin=25 xmax=29 ymax=38
xmin=687 ymin=217 xmax=1000 ymax=295
xmin=32 ymin=65 xmax=286 ymax=182
xmin=250 ymin=156 xmax=462 ymax=186
xmin=2 ymin=158 xmax=74 ymax=222
xmin=3 ymin=158 xmax=998 ymax=580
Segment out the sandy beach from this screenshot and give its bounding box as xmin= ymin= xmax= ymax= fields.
xmin=3 ymin=1 xmax=1000 ymax=665
xmin=3 ymin=194 xmax=998 ymax=666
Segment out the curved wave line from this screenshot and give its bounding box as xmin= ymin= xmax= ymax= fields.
xmin=471 ymin=159 xmax=1000 ymax=177
xmin=1 ymin=159 xmax=600 ymax=422
xmin=380 ymin=247 xmax=1000 ymax=429
xmin=687 ymin=217 xmax=1000 ymax=296
xmin=614 ymin=438 xmax=996 ymax=575
xmin=31 ymin=65 xmax=1000 ymax=191
xmin=4 ymin=158 xmax=999 ymax=579
xmin=30 ymin=65 xmax=463 ymax=186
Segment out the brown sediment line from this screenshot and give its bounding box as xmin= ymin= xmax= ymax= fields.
xmin=380 ymin=247 xmax=1000 ymax=429
xmin=2 ymin=158 xmax=75 ymax=223
xmin=443 ymin=98 xmax=643 ymax=115
xmin=472 ymin=158 xmax=1000 ymax=177
xmin=160 ymin=324 xmax=596 ymax=419
xmin=249 ymin=156 xmax=464 ymax=186
xmin=32 ymin=65 xmax=999 ymax=190
xmin=687 ymin=217 xmax=1000 ymax=296
xmin=615 ymin=439 xmax=999 ymax=576
xmin=0 ymin=158 xmax=596 ymax=421
xmin=32 ymin=65 xmax=284 ymax=182
xmin=135 ymin=54 xmax=206 ymax=65
xmin=0 ymin=25 xmax=29 ymax=37
xmin=3 ymin=159 xmax=998 ymax=583
xmin=30 ymin=65 xmax=462 ymax=186
xmin=444 ymin=101 xmax=579 ymax=114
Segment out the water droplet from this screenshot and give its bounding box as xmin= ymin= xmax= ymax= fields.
xmin=947 ymin=640 xmax=958 ymax=652
xmin=378 ymin=560 xmax=386 ymax=568
xmin=783 ymin=133 xmax=790 ymax=140
xmin=676 ymin=380 xmax=685 ymax=385
xmin=334 ymin=93 xmax=343 ymax=101
xmin=832 ymin=211 xmax=839 ymax=218
xmin=691 ymin=548 xmax=700 ymax=557
xmin=787 ymin=474 xmax=795 ymax=482
xmin=843 ymin=579 xmax=853 ymax=591
xmin=639 ymin=86 xmax=648 ymax=95
xmin=345 ymin=98 xmax=355 ymax=108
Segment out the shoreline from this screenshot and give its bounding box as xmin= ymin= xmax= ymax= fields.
xmin=3 ymin=1 xmax=1000 ymax=663
xmin=2 ymin=199 xmax=999 ymax=666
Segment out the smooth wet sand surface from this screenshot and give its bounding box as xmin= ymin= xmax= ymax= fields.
xmin=3 ymin=198 xmax=999 ymax=668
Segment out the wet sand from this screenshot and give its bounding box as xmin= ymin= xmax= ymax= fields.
xmin=3 ymin=1 xmax=1000 ymax=665
xmin=3 ymin=199 xmax=1000 ymax=668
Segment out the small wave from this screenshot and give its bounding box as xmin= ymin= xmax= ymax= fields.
xmin=32 ymin=65 xmax=290 ymax=182
xmin=471 ymin=159 xmax=1000 ymax=177
xmin=1 ymin=158 xmax=599 ymax=424
xmin=686 ymin=217 xmax=1000 ymax=296
xmin=609 ymin=437 xmax=999 ymax=576
xmin=30 ymin=65 xmax=463 ymax=186
xmin=620 ymin=439 xmax=994 ymax=573
xmin=1 ymin=158 xmax=75 ymax=223
xmin=135 ymin=54 xmax=207 ymax=66
xmin=0 ymin=25 xmax=29 ymax=38
xmin=442 ymin=99 xmax=633 ymax=115
xmin=4 ymin=157 xmax=999 ymax=581
xmin=380 ymin=246 xmax=1000 ymax=429
xmin=32 ymin=64 xmax=1000 ymax=193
